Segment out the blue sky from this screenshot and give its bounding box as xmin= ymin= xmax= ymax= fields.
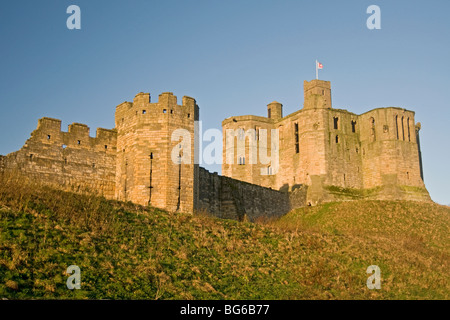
xmin=0 ymin=0 xmax=449 ymax=204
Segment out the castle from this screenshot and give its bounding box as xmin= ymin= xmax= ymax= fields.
xmin=0 ymin=80 xmax=431 ymax=221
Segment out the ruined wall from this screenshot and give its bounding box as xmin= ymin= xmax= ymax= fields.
xmin=115 ymin=92 xmax=199 ymax=212
xmin=198 ymin=167 xmax=291 ymax=222
xmin=1 ymin=117 xmax=117 ymax=198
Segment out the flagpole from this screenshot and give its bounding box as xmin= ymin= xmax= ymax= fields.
xmin=315 ymin=60 xmax=318 ymax=80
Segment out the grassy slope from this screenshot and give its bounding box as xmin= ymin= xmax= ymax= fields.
xmin=0 ymin=174 xmax=449 ymax=299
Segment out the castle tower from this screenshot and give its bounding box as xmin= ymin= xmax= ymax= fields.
xmin=267 ymin=101 xmax=283 ymax=120
xmin=303 ymin=79 xmax=332 ymax=109
xmin=115 ymin=92 xmax=199 ymax=213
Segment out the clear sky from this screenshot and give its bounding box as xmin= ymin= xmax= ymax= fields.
xmin=0 ymin=0 xmax=449 ymax=204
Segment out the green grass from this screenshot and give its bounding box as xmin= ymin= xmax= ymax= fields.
xmin=0 ymin=172 xmax=449 ymax=299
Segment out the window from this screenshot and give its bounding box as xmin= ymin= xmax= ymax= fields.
xmin=47 ymin=135 xmax=51 ymax=140
xmin=407 ymin=118 xmax=410 ymax=141
xmin=163 ymin=109 xmax=167 ymax=113
xmin=267 ymin=166 xmax=273 ymax=175
xmin=187 ymin=113 xmax=190 ymax=118
xmin=335 ymin=135 xmax=339 ymax=143
xmin=333 ymin=117 xmax=339 ymax=130
xmin=62 ymin=144 xmax=67 ymax=149
xmin=255 ymin=126 xmax=260 ymax=140
xmin=29 ymin=154 xmax=33 ymax=161
xmin=238 ymin=128 xmax=245 ymax=141
xmin=351 ymin=120 xmax=356 ymax=133
xmin=142 ymin=110 xmax=146 ymax=114
xmin=383 ymin=125 xmax=389 ymax=133
xmin=77 ymin=140 xmax=81 ymax=145
xmin=294 ymin=123 xmax=299 ymax=154
xmin=170 ymin=110 xmax=173 ymax=114
xmin=105 ymin=145 xmax=108 ymax=150
xmin=370 ymin=117 xmax=376 ymax=142
xmin=238 ymin=156 xmax=245 ymax=165
xmin=395 ymin=115 xmax=399 ymax=140
xmin=92 ymin=163 xmax=96 ymax=168
xmin=401 ymin=116 xmax=405 ymax=141
xmin=268 ymin=108 xmax=271 ymax=118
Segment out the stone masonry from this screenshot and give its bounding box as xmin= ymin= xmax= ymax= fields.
xmin=0 ymin=80 xmax=431 ymax=221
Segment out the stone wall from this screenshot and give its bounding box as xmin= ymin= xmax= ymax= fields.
xmin=198 ymin=167 xmax=291 ymax=221
xmin=0 ymin=117 xmax=117 ymax=198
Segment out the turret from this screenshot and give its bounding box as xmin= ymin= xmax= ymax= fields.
xmin=267 ymin=101 xmax=283 ymax=120
xmin=303 ymin=80 xmax=332 ymax=109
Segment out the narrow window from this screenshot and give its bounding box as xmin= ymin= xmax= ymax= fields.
xmin=163 ymin=109 xmax=167 ymax=113
xmin=47 ymin=135 xmax=51 ymax=140
xmin=407 ymin=118 xmax=410 ymax=141
xmin=407 ymin=171 xmax=410 ymax=180
xmin=333 ymin=117 xmax=339 ymax=130
xmin=344 ymin=174 xmax=346 ymax=181
xmin=268 ymin=108 xmax=271 ymax=118
xmin=105 ymin=145 xmax=108 ymax=150
xmin=351 ymin=120 xmax=356 ymax=133
xmin=187 ymin=113 xmax=190 ymax=118
xmin=170 ymin=109 xmax=173 ymax=114
xmin=92 ymin=163 xmax=96 ymax=168
xmin=64 ymin=158 xmax=67 ymax=165
xmin=395 ymin=115 xmax=399 ymax=140
xmin=238 ymin=128 xmax=245 ymax=141
xmin=294 ymin=123 xmax=299 ymax=153
xmin=29 ymin=154 xmax=33 ymax=161
xmin=142 ymin=110 xmax=146 ymax=114
xmin=401 ymin=116 xmax=405 ymax=141
xmin=62 ymin=144 xmax=67 ymax=149
xmin=77 ymin=140 xmax=81 ymax=145
xmin=335 ymin=135 xmax=339 ymax=143
xmin=370 ymin=117 xmax=376 ymax=142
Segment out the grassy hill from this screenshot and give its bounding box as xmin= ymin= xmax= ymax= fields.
xmin=0 ymin=173 xmax=449 ymax=299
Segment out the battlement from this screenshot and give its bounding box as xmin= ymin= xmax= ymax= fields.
xmin=31 ymin=117 xmax=117 ymax=150
xmin=115 ymin=92 xmax=199 ymax=128
xmin=37 ymin=117 xmax=62 ymax=132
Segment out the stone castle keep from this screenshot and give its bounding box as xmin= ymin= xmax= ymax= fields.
xmin=0 ymin=80 xmax=431 ymax=221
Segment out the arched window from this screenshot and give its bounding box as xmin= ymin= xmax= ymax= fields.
xmin=395 ymin=115 xmax=399 ymax=139
xmin=401 ymin=116 xmax=405 ymax=141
